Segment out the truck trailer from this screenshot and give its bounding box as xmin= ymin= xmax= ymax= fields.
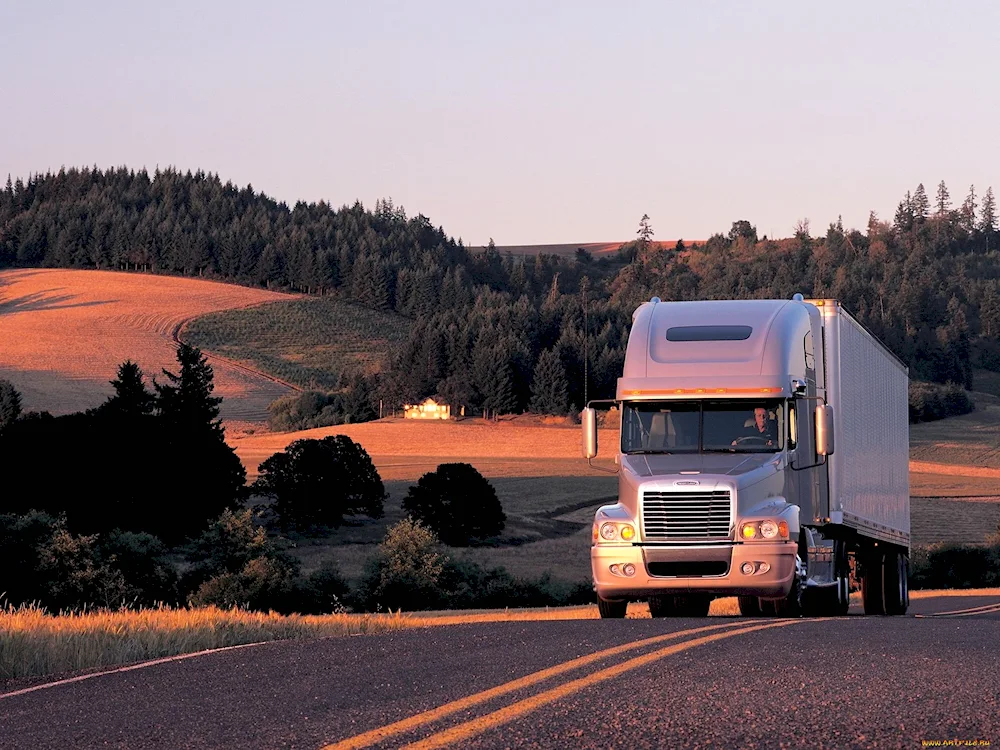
xmin=582 ymin=295 xmax=910 ymax=618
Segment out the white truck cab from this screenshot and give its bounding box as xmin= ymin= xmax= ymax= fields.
xmin=583 ymin=296 xmax=910 ymax=618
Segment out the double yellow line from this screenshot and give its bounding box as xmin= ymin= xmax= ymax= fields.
xmin=322 ymin=618 xmax=810 ymax=750
xmin=915 ymin=602 xmax=1000 ymax=618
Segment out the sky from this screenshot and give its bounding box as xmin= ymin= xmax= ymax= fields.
xmin=2 ymin=1 xmax=999 ymax=245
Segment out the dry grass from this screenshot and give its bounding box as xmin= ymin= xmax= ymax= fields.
xmin=0 ymin=269 xmax=296 ymax=429
xmin=0 ymin=604 xmax=409 ymax=681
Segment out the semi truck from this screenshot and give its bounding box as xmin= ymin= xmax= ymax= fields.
xmin=582 ymin=295 xmax=910 ymax=618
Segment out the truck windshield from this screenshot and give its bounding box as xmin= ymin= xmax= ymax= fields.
xmin=621 ymin=400 xmax=785 ymax=454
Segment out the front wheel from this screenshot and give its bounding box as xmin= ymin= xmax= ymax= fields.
xmin=674 ymin=595 xmax=711 ymax=617
xmin=738 ymin=595 xmax=762 ymax=617
xmin=598 ymin=596 xmax=628 ymax=619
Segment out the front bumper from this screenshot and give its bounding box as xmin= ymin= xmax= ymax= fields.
xmin=592 ymin=541 xmax=797 ymax=600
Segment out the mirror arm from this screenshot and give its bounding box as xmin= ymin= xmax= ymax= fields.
xmin=588 ymin=458 xmax=619 ymax=475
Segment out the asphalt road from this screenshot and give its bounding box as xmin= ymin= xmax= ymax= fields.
xmin=2 ymin=596 xmax=998 ymax=749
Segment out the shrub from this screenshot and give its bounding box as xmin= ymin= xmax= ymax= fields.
xmin=401 ymin=463 xmax=505 ymax=546
xmin=908 ymin=381 xmax=974 ymax=424
xmin=267 ymin=391 xmax=343 ymax=432
xmin=253 ymin=435 xmax=386 ymax=531
xmin=185 ymin=509 xmax=302 ymax=612
xmin=297 ymin=560 xmax=351 ymax=614
xmin=910 ymin=543 xmax=1000 ymax=589
xmin=358 ymin=519 xmax=446 ymax=611
xmin=96 ymin=531 xmax=178 ymax=607
xmin=439 ymin=559 xmax=593 ymax=609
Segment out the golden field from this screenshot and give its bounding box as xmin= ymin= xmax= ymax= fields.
xmin=0 ymin=268 xmax=297 ymax=429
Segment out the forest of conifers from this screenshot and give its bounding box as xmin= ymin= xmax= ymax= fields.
xmin=2 ymin=167 xmax=998 ymax=419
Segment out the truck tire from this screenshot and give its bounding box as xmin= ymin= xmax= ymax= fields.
xmin=862 ymin=550 xmax=887 ymax=616
xmin=802 ymin=540 xmax=850 ymax=617
xmin=883 ymin=550 xmax=909 ymax=616
xmin=674 ymin=595 xmax=711 ymax=617
xmin=648 ymin=595 xmax=674 ymax=618
xmin=738 ymin=596 xmax=762 ymax=616
xmin=598 ymin=597 xmax=628 ymax=619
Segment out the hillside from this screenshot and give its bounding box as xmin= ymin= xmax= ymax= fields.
xmin=182 ymin=295 xmax=411 ymax=391
xmin=0 ymin=269 xmax=296 ymax=428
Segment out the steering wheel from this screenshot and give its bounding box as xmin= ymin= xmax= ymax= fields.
xmin=732 ymin=435 xmax=769 ymax=446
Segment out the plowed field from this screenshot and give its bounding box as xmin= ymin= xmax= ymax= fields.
xmin=0 ymin=268 xmax=297 ymax=430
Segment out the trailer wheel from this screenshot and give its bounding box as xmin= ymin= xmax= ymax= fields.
xmin=598 ymin=597 xmax=628 ymax=619
xmin=738 ymin=596 xmax=762 ymax=617
xmin=861 ymin=549 xmax=887 ymax=615
xmin=883 ymin=550 xmax=909 ymax=616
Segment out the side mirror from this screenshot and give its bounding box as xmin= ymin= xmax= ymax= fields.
xmin=815 ymin=404 xmax=834 ymax=456
xmin=582 ymin=407 xmax=598 ymax=459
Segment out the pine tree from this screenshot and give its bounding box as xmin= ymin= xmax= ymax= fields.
xmin=155 ymin=343 xmax=223 ymax=435
xmin=980 ymin=187 xmax=997 ymax=235
xmin=637 ymin=214 xmax=654 ymax=257
xmin=980 ymin=285 xmax=1000 ymax=338
xmin=529 ymin=349 xmax=569 ymax=414
xmin=912 ymin=183 xmax=930 ymax=221
xmin=935 ymin=181 xmax=951 ymax=215
xmin=0 ymin=379 xmax=22 ymax=431
xmin=104 ymin=360 xmax=155 ymax=417
xmin=960 ymin=185 xmax=977 ymax=232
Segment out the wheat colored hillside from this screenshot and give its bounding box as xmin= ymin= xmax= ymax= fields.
xmin=0 ymin=269 xmax=297 ymax=428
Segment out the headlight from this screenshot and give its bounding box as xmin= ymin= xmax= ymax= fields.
xmin=596 ymin=522 xmax=636 ymax=543
xmin=740 ymin=519 xmax=790 ymax=540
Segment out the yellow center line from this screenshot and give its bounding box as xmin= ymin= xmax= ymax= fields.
xmin=403 ymin=619 xmax=811 ymax=750
xmin=321 ymin=619 xmax=760 ymax=750
xmin=915 ymin=602 xmax=1000 ymax=618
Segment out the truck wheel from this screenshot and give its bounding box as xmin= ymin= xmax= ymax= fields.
xmin=883 ymin=550 xmax=909 ymax=616
xmin=738 ymin=596 xmax=762 ymax=616
xmin=862 ymin=550 xmax=887 ymax=616
xmin=648 ymin=595 xmax=674 ymax=618
xmin=598 ymin=597 xmax=627 ymax=619
xmin=674 ymin=595 xmax=711 ymax=617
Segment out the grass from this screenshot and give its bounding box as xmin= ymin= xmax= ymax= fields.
xmin=910 ymin=384 xmax=1000 ymax=469
xmin=0 ymin=604 xmax=410 ymax=682
xmin=183 ymin=295 xmax=412 ymax=390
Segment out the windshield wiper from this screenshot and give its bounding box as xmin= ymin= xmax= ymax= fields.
xmin=625 ymin=450 xmax=673 ymax=455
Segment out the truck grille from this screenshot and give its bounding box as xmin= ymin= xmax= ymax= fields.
xmin=641 ymin=490 xmax=732 ymax=541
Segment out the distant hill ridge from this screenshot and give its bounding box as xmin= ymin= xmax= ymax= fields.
xmin=471 ymin=241 xmax=696 ymax=257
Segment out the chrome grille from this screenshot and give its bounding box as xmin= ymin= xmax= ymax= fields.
xmin=641 ymin=490 xmax=732 ymax=541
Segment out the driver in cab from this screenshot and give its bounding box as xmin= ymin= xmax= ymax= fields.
xmin=732 ymin=406 xmax=777 ymax=447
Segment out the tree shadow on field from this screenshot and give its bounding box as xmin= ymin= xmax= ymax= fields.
xmin=0 ymin=289 xmax=117 ymax=315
